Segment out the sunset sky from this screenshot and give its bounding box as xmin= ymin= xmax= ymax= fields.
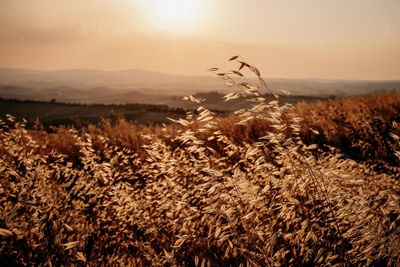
xmin=0 ymin=0 xmax=399 ymax=79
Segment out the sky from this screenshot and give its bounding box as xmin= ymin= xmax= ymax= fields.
xmin=0 ymin=0 xmax=399 ymax=79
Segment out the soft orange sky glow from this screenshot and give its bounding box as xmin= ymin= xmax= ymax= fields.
xmin=140 ymin=0 xmax=207 ymax=33
xmin=0 ymin=0 xmax=399 ymax=79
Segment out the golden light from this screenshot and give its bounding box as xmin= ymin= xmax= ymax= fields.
xmin=143 ymin=0 xmax=204 ymax=33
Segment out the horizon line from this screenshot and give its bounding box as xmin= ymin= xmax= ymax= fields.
xmin=1 ymin=67 xmax=400 ymax=82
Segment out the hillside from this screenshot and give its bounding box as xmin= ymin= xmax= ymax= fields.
xmin=0 ymin=93 xmax=325 ymax=128
xmin=0 ymin=98 xmax=187 ymax=127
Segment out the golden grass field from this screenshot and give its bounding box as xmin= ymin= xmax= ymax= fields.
xmin=1 ymin=58 xmax=399 ymax=266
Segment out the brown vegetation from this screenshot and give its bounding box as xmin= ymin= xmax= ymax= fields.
xmin=298 ymin=92 xmax=400 ymax=162
xmin=0 ymin=58 xmax=399 ymax=266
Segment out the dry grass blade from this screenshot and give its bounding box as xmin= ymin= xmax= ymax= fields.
xmin=76 ymin=252 xmax=86 ymax=263
xmin=64 ymin=223 xmax=74 ymax=232
xmin=252 ymin=66 xmax=261 ymax=76
xmin=62 ymin=241 xmax=80 ymax=250
xmin=305 ymin=144 xmax=318 ymax=150
xmin=229 ymin=55 xmax=239 ymax=61
xmin=0 ymin=228 xmax=13 ymax=237
xmin=232 ymin=70 xmax=244 ymax=76
xmin=309 ymin=128 xmax=320 ymax=135
xmin=173 ymin=236 xmax=188 ymax=248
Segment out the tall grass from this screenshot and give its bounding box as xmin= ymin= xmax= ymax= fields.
xmin=297 ymin=92 xmax=400 ymax=163
xmin=0 ymin=58 xmax=399 ymax=266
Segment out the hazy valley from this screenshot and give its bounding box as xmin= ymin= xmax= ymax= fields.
xmin=2 ymin=68 xmax=400 ymax=103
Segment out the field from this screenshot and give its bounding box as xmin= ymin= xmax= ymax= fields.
xmin=0 ymin=61 xmax=400 ymax=266
xmin=0 ymin=94 xmax=323 ymax=129
xmin=0 ymin=98 xmax=186 ymax=127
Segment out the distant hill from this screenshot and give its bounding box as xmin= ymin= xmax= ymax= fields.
xmin=0 ymin=68 xmax=399 ymax=103
xmin=0 ymin=68 xmax=221 ymax=94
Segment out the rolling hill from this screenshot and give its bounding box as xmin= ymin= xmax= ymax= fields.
xmin=1 ymin=68 xmax=399 ymax=106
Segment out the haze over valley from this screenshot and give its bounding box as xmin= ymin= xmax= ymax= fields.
xmin=1 ymin=68 xmax=399 ymax=107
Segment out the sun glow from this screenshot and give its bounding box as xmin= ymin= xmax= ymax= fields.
xmin=144 ymin=0 xmax=204 ymax=33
